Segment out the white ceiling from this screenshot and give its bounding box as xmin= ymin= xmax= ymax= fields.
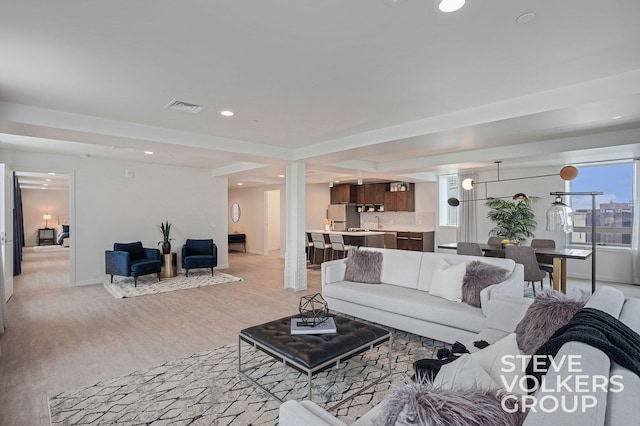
xmin=1 ymin=0 xmax=640 ymax=188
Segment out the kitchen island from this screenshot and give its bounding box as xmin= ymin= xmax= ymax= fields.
xmin=307 ymin=230 xmax=385 ymax=248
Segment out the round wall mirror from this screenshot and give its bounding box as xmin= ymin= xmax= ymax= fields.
xmin=230 ymin=203 xmax=241 ymax=223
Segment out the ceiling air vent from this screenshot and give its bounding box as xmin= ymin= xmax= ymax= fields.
xmin=165 ymin=99 xmax=205 ymax=114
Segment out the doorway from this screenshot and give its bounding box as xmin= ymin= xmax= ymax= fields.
xmin=13 ymin=171 xmax=71 ymax=289
xmin=264 ymin=190 xmax=281 ymax=255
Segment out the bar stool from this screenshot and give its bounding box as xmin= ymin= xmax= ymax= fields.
xmin=329 ymin=234 xmax=351 ymax=259
xmin=311 ymin=233 xmax=332 ymax=264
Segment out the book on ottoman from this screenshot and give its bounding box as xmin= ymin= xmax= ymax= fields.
xmin=290 ymin=317 xmax=337 ymax=335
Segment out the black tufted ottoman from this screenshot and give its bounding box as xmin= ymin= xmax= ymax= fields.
xmin=238 ymin=314 xmax=392 ymax=409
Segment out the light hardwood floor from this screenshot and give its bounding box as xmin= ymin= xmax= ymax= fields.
xmin=0 ymin=248 xmax=321 ymax=426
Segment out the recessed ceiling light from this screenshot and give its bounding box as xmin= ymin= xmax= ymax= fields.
xmin=220 ymin=110 xmax=235 ymax=117
xmin=335 ymin=180 xmax=341 ymax=183
xmin=46 ymin=178 xmax=51 ymax=182
xmin=237 ymin=182 xmax=243 ymax=186
xmin=48 ymin=172 xmax=56 ymax=175
xmin=438 ymin=0 xmax=465 ymax=13
xmin=279 ymin=174 xmax=285 ymax=178
xmin=612 ymin=115 xmax=622 ymax=120
xmin=43 ymin=183 xmax=48 ymax=186
xmin=516 ymin=12 xmax=536 ymax=24
xmin=144 ymin=151 xmax=154 ymax=155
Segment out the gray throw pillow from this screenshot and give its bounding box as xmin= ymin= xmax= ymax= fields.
xmin=344 ymin=249 xmax=383 ymax=284
xmin=515 ymin=290 xmax=587 ymax=355
xmin=462 ymin=261 xmax=509 ymax=307
xmin=374 ymin=377 xmax=526 ymax=426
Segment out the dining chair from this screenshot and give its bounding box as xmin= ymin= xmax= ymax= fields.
xmin=328 ymin=233 xmax=350 ymax=259
xmin=456 ymin=242 xmax=483 ymax=257
xmin=484 ymin=236 xmax=504 ymax=257
xmin=531 ymin=238 xmax=555 ymax=287
xmin=311 ymin=233 xmax=332 ymax=264
xmin=505 ymin=245 xmax=547 ymax=296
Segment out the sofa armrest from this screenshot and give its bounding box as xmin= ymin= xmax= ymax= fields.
xmin=478 ymin=263 xmax=524 ymax=315
xmin=105 ymin=250 xmax=131 ymax=276
xmin=321 ymin=259 xmax=347 ymax=290
xmin=482 ymin=295 xmax=533 ymax=333
xmin=279 ymin=400 xmax=347 ymax=426
xmin=144 ymin=248 xmax=161 ymax=260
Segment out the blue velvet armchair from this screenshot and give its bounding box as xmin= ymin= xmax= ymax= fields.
xmin=182 ymin=239 xmax=217 ymax=277
xmin=105 ymin=241 xmax=161 ymax=286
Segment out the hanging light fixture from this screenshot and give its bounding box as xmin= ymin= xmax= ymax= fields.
xmin=546 ymin=195 xmax=573 ymax=232
xmin=448 ymin=162 xmax=579 ymax=207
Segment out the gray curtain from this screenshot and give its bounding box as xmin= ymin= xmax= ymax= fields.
xmin=631 ymin=159 xmax=640 ymax=284
xmin=457 ymin=173 xmax=478 ymax=242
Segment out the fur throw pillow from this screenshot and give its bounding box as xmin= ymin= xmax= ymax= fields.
xmin=344 ymin=249 xmax=383 ymax=284
xmin=374 ymin=377 xmax=526 ymax=426
xmin=462 ymin=261 xmax=509 ymax=307
xmin=515 ymin=290 xmax=587 ymax=355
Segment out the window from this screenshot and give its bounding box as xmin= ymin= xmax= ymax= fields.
xmin=439 ymin=175 xmax=458 ymax=226
xmin=569 ymin=163 xmax=633 ymax=247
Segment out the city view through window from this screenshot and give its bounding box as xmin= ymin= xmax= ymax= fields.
xmin=570 ymin=163 xmax=634 ymax=246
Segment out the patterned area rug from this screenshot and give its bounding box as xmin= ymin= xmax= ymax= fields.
xmin=103 ymin=271 xmax=243 ymax=298
xmin=48 ymin=328 xmax=443 ymax=425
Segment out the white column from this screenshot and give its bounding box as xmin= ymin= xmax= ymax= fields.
xmin=284 ymin=161 xmax=307 ymax=290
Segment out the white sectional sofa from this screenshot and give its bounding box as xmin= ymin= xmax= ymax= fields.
xmin=280 ymin=286 xmax=640 ymax=426
xmin=321 ymin=247 xmax=525 ymax=344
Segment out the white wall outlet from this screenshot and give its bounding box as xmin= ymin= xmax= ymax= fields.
xmin=211 ymin=222 xmax=217 ymax=228
xmin=125 ymin=169 xmax=134 ymax=178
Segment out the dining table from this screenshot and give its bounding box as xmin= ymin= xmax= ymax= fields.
xmin=437 ymin=242 xmax=592 ymax=294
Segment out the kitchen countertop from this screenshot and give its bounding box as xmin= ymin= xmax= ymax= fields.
xmin=307 ymin=230 xmax=386 ymax=236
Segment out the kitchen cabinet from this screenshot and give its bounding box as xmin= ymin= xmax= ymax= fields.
xmin=396 ymin=231 xmax=434 ymax=252
xmin=356 ymin=183 xmax=386 ymax=206
xmin=383 ymin=183 xmax=415 ymax=212
xmin=330 ymin=184 xmax=356 ymax=204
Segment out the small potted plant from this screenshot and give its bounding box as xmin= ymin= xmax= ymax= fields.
xmin=158 ymin=221 xmax=174 ymax=254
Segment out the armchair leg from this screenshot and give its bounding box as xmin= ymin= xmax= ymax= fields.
xmin=110 ymin=275 xmax=114 ymax=283
xmin=186 ymin=269 xmax=189 ymax=277
xmin=134 ymin=276 xmax=138 ymax=287
xmin=157 ymin=273 xmax=161 ymax=282
xmin=210 ymin=268 xmax=214 ymax=276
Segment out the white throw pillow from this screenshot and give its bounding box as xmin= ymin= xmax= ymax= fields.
xmin=433 ymin=354 xmax=499 ymax=391
xmin=470 ymin=333 xmax=528 ymax=395
xmin=429 ymin=258 xmax=466 ymax=302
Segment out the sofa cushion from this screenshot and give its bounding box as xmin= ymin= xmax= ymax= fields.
xmin=344 ymin=249 xmax=382 ymax=284
xmin=130 ymin=259 xmax=161 ymax=275
xmin=114 ymin=241 xmax=145 ymax=261
xmin=433 ymin=354 xmax=498 ymax=391
xmin=323 ymin=282 xmax=486 ymax=333
xmin=375 ymin=379 xmax=526 ymax=426
xmin=515 ymin=290 xmax=586 ymax=355
xmin=364 ymin=248 xmax=422 ymax=289
xmin=429 ymin=258 xmax=466 ymax=302
xmin=462 ymin=261 xmax=509 ymax=307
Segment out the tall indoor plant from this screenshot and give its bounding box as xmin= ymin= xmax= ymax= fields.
xmin=158 ymin=221 xmax=174 ymax=254
xmin=486 ymin=197 xmax=537 ymax=243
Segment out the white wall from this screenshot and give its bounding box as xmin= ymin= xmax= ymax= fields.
xmin=21 ymin=187 xmax=69 ymax=246
xmin=1 ymin=149 xmax=228 ymax=286
xmin=305 ymin=183 xmax=331 ymax=231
